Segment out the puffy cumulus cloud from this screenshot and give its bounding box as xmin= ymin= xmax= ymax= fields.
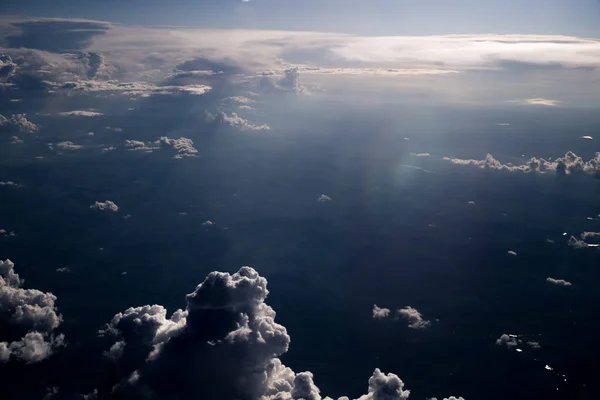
xmin=443 ymin=152 xmax=600 ymax=177
xmin=546 ymin=277 xmax=572 ymax=287
xmin=124 ymin=139 xmax=155 ymax=152
xmin=317 ymin=194 xmax=332 ymax=202
xmin=0 ymin=259 xmax=65 ymax=363
xmin=98 ymin=266 xmax=415 ymax=400
xmin=372 ymin=305 xmax=391 ymax=319
xmin=0 ymin=54 xmax=17 ymax=81
xmin=154 ymin=136 xmax=198 ymax=158
xmin=428 ymin=397 xmax=465 ymax=400
xmin=396 ymin=307 xmax=431 ymax=329
xmin=90 ymin=200 xmax=119 ymax=212
xmin=258 ymin=67 xmax=309 ymax=94
xmin=224 ymin=96 xmax=254 ymax=105
xmin=124 ymin=137 xmax=198 ymax=158
xmin=206 ymin=111 xmax=270 ymax=131
xmin=495 ymin=334 xmax=518 ymax=348
xmin=58 ymin=110 xmax=103 ymax=117
xmin=10 ymin=135 xmax=23 ymax=144
xmin=55 ymin=141 xmax=83 ymax=150
xmin=0 ymin=113 xmax=38 ymax=133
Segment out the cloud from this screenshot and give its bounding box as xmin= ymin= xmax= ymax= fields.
xmin=205 ymin=111 xmax=270 ymax=131
xmin=90 ymin=200 xmax=119 ymax=212
xmin=60 ymin=80 xmax=212 ymax=97
xmin=396 ymin=306 xmax=431 ymax=329
xmin=0 ymin=181 xmax=19 ymax=186
xmin=409 ymin=153 xmax=430 ymax=157
xmin=581 ymin=136 xmax=593 ymax=140
xmin=124 ymin=140 xmax=155 ymax=152
xmin=443 ymin=152 xmax=600 ymax=177
xmin=55 ymin=141 xmax=83 ymax=150
xmin=5 ymin=19 xmax=111 ymax=52
xmin=154 ymin=136 xmax=198 ymax=158
xmin=98 ymin=266 xmax=415 ymax=399
xmin=55 ymin=267 xmax=70 ymax=273
xmin=546 ymin=277 xmax=572 ymax=287
xmin=317 ymin=194 xmax=332 ymax=202
xmin=495 ymin=334 xmax=518 ymax=348
xmin=124 ymin=137 xmax=198 ymax=158
xmin=510 ymin=98 xmax=560 ymax=107
xmin=580 ymin=231 xmax=600 ymax=242
xmin=58 ymin=110 xmax=103 ymax=117
xmin=10 ymin=136 xmax=23 ymax=144
xmin=372 ymin=305 xmax=391 ymax=319
xmin=258 ymin=67 xmax=310 ymax=94
xmin=507 ymin=250 xmax=517 ymax=256
xmin=0 ymin=259 xmax=65 ymax=363
xmin=568 ymin=236 xmax=589 ymax=248
xmin=0 ymin=113 xmax=38 ymax=133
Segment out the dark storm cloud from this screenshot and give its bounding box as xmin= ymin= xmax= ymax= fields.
xmin=5 ymin=19 xmax=111 ymax=53
xmin=98 ymin=266 xmax=414 ymax=400
xmin=0 ymin=260 xmax=65 ymax=363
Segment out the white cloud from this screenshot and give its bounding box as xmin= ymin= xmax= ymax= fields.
xmin=581 ymin=136 xmax=593 ymax=140
xmin=0 ymin=114 xmax=38 ymax=133
xmin=60 ymin=80 xmax=212 ymax=97
xmin=507 ymin=250 xmax=517 ymax=256
xmin=546 ymin=277 xmax=572 ymax=287
xmin=510 ymin=98 xmax=560 ymax=107
xmin=56 ymin=267 xmax=70 ymax=273
xmin=0 ymin=181 xmax=18 ymax=186
xmin=317 ymin=194 xmax=332 ymax=202
xmin=125 ymin=137 xmax=198 ymax=158
xmin=55 ymin=141 xmax=83 ymax=150
xmin=154 ymin=136 xmax=198 ymax=158
xmin=90 ymin=200 xmax=119 ymax=212
xmin=372 ymin=304 xmax=391 ymax=319
xmin=410 ymin=153 xmax=430 ymax=157
xmin=99 ymin=266 xmax=416 ymax=399
xmin=10 ymin=136 xmax=23 ymax=144
xmin=495 ymin=334 xmax=518 ymax=348
xmin=58 ymin=110 xmax=103 ymax=117
xmin=396 ymin=306 xmax=431 ymax=329
xmin=125 ymin=140 xmax=155 ymax=152
xmin=443 ymin=152 xmax=600 ymax=177
xmin=205 ymin=111 xmax=270 ymax=131
xmin=0 ymin=259 xmax=65 ymax=363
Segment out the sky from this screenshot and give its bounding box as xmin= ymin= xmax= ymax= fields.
xmin=2 ymin=2 xmax=600 ymax=400
xmin=2 ymin=0 xmax=600 ymax=36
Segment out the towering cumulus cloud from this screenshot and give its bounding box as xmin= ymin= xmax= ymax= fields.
xmin=0 ymin=260 xmax=65 ymax=363
xmin=100 ymin=266 xmax=419 ymax=400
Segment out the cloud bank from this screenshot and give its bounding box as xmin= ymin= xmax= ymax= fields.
xmin=443 ymin=152 xmax=600 ymax=176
